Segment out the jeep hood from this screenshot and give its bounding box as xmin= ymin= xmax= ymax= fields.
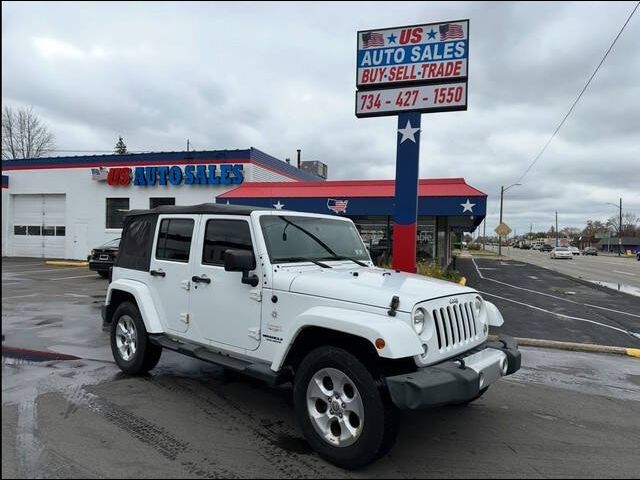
xmin=275 ymin=266 xmax=476 ymax=312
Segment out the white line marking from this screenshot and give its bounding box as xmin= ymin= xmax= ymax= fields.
xmin=2 ymin=293 xmax=91 ymax=300
xmin=613 ymin=270 xmax=636 ymax=276
xmin=478 ymin=290 xmax=633 ymax=337
xmin=6 ymin=266 xmax=87 ymax=274
xmin=50 ymin=274 xmax=97 ymax=280
xmin=471 ymin=257 xmax=640 ymax=319
xmin=2 ymin=293 xmax=40 ymax=300
xmin=1 ymin=262 xmax=47 ymax=268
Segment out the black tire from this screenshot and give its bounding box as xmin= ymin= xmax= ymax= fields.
xmin=110 ymin=301 xmax=162 ymax=375
xmin=293 ymin=347 xmax=399 ymax=470
xmin=454 ymin=386 xmax=489 ymax=406
xmin=98 ymin=270 xmax=109 ymax=278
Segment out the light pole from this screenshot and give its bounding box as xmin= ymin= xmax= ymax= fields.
xmin=605 ymin=199 xmax=623 ymax=256
xmin=555 ymin=211 xmax=559 ymax=247
xmin=498 ymin=183 xmax=522 ymax=256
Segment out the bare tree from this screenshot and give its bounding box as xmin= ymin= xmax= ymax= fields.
xmin=2 ymin=106 xmax=55 ymax=160
xmin=606 ymin=212 xmax=640 ymax=237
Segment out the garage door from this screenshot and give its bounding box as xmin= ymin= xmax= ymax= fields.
xmin=11 ymin=194 xmax=66 ymax=258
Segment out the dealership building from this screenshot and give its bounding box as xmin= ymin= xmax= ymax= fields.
xmin=1 ymin=148 xmax=486 ymax=264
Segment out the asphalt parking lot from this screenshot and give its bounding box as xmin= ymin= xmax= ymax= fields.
xmin=457 ymin=256 xmax=640 ymax=348
xmin=3 ymin=257 xmax=640 ymax=478
xmin=488 ymin=246 xmax=640 ymax=296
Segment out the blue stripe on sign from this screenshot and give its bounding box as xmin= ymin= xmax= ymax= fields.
xmin=357 ymin=40 xmax=467 ymax=68
xmin=225 ymin=196 xmax=486 ymax=217
xmin=394 ymin=112 xmax=421 ymax=225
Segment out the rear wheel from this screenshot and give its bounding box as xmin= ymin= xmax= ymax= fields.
xmin=293 ymin=347 xmax=399 ymax=469
xmin=110 ymin=301 xmax=162 ymax=374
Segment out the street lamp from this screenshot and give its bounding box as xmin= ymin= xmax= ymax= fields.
xmin=498 ymin=183 xmax=522 ymax=256
xmin=605 ymin=198 xmax=623 ymax=256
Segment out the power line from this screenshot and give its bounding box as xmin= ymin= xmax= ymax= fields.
xmin=514 ymin=1 xmax=639 ymax=184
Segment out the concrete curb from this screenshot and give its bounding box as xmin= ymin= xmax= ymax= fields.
xmin=489 ymin=335 xmax=640 ymax=358
xmin=45 ymin=260 xmax=89 ymax=267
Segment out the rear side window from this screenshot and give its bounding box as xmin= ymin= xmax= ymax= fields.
xmin=156 ymin=218 xmax=194 ymax=263
xmin=202 ymin=219 xmax=253 ymax=266
xmin=116 ymin=214 xmax=158 ymax=271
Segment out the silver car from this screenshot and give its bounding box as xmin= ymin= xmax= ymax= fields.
xmin=551 ymin=246 xmax=573 ymax=259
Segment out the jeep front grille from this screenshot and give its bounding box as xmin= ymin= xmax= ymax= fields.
xmin=432 ymin=302 xmax=479 ymax=350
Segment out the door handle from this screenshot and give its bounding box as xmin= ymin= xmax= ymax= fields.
xmin=192 ymin=275 xmax=211 ymax=284
xmin=150 ymin=269 xmax=166 ymax=277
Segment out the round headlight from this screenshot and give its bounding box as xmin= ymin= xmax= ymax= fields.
xmin=474 ymin=296 xmax=483 ymax=316
xmin=413 ymin=308 xmax=426 ymax=335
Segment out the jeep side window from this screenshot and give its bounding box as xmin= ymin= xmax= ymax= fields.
xmin=202 ymin=219 xmax=253 ymax=266
xmin=155 ymin=218 xmax=194 ymax=263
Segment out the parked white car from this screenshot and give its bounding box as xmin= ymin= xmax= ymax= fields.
xmin=102 ymin=204 xmax=521 ymax=469
xmin=568 ymin=246 xmax=580 ymax=255
xmin=551 ymin=246 xmax=573 ymax=259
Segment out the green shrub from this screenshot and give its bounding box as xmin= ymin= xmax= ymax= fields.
xmin=468 ymin=243 xmax=481 ymax=250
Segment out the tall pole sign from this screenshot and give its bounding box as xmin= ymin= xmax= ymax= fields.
xmin=356 ymin=20 xmax=469 ymax=272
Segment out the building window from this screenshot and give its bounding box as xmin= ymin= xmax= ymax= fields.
xmin=55 ymin=226 xmax=66 ymax=236
xmin=155 ymin=218 xmax=194 ymax=263
xmin=43 ymin=226 xmax=55 ymax=236
xmin=27 ymin=226 xmax=42 ymax=236
xmin=106 ymin=198 xmax=130 ymax=229
xmin=14 ymin=225 xmax=27 ymax=235
xmin=202 ymin=219 xmax=253 ymax=266
xmin=150 ymin=197 xmax=175 ymax=209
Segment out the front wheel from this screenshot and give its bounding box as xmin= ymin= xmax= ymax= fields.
xmin=293 ymin=347 xmax=399 ymax=469
xmin=110 ymin=301 xmax=162 ymax=375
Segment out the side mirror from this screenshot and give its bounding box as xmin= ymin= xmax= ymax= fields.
xmin=224 ymin=249 xmax=259 ymax=287
xmin=224 ymin=249 xmax=256 ymax=272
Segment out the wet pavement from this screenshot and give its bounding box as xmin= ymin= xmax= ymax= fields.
xmin=2 ymin=347 xmax=639 ymax=478
xmin=458 ymin=257 xmax=640 ymax=348
xmin=2 ymin=257 xmax=640 ymax=477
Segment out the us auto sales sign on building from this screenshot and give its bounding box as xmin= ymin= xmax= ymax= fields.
xmin=355 ymin=20 xmax=469 ymax=118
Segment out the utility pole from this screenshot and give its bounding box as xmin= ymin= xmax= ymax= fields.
xmin=483 ymin=218 xmax=486 ymax=251
xmin=618 ymin=197 xmax=622 ymax=256
xmin=498 ymin=183 xmax=522 ymax=256
xmin=498 ymin=186 xmax=504 ymax=256
xmin=555 ymin=211 xmax=559 ymax=247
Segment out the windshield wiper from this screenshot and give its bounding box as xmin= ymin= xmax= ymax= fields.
xmin=275 ymin=256 xmax=332 ymax=268
xmin=319 ymin=255 xmax=368 ymax=267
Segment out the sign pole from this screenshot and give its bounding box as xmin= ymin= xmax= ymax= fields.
xmin=392 ymin=112 xmax=421 ymax=273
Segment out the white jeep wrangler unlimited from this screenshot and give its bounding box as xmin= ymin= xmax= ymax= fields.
xmin=103 ymin=203 xmax=520 ymax=469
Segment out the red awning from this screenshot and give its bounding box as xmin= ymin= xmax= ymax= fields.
xmin=218 ymin=178 xmax=486 ymax=199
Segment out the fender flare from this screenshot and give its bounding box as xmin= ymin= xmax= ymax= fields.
xmin=270 ymin=306 xmax=422 ymax=371
xmin=106 ymin=279 xmax=164 ymax=333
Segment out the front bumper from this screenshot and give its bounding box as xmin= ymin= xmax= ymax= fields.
xmin=385 ymin=335 xmax=521 ymax=409
xmin=89 ymin=260 xmax=113 ymax=272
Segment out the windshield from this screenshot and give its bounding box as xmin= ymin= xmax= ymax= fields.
xmin=102 ymin=238 xmax=121 ymax=248
xmin=556 ymin=247 xmax=568 ymax=250
xmin=260 ymin=215 xmax=370 ymax=264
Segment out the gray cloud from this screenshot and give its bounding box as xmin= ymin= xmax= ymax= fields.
xmin=2 ymin=1 xmax=639 ymax=235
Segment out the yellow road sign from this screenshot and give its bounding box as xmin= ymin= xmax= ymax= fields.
xmin=495 ymin=223 xmax=512 ymax=236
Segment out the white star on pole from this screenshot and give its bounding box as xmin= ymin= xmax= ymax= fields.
xmin=273 ymin=200 xmax=285 ymax=210
xmin=460 ymin=199 xmax=475 ymax=213
xmin=397 ymin=120 xmax=421 ymax=144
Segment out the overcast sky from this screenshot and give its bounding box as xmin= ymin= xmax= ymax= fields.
xmin=2 ymin=1 xmax=639 ymax=235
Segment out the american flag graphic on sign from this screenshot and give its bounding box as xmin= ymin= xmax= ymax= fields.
xmin=91 ymin=167 xmax=108 ymax=181
xmin=362 ymin=32 xmax=385 ymax=48
xmin=327 ymin=198 xmax=348 ymax=214
xmin=439 ymin=23 xmax=464 ymax=40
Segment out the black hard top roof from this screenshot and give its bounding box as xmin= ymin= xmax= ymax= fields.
xmin=126 ymin=203 xmax=272 ymax=217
